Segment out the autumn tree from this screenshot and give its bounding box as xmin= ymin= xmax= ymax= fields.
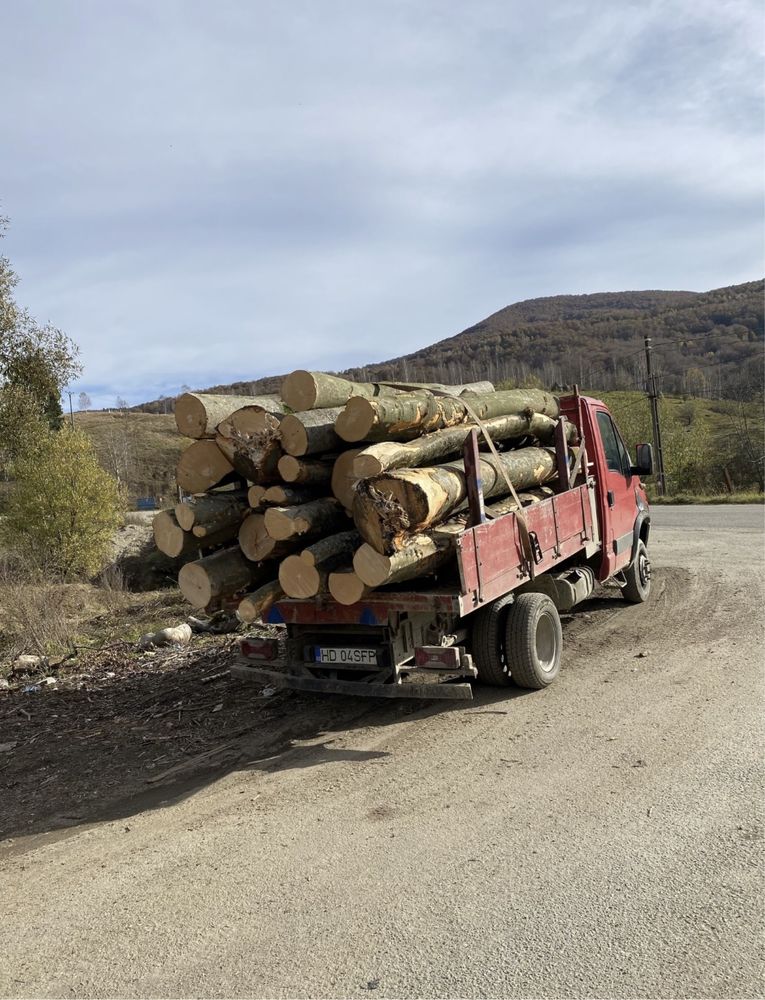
xmin=0 ymin=218 xmax=82 ymax=461
xmin=2 ymin=428 xmax=122 ymax=577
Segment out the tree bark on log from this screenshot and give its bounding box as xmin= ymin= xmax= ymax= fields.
xmin=352 ymin=413 xmax=573 ymax=477
xmin=327 ymin=568 xmax=372 ymax=606
xmin=175 ymin=491 xmax=248 ymax=536
xmin=352 ymin=492 xmax=552 ymax=587
xmin=278 ymin=455 xmax=333 ymax=486
xmin=263 ymin=498 xmax=345 ymax=541
xmin=178 ymin=547 xmax=271 ymax=609
xmin=279 ymin=408 xmax=344 ymax=457
xmin=298 ymin=530 xmax=360 ymax=567
xmin=177 ymin=440 xmax=237 ymax=493
xmin=237 ymin=581 xmax=284 ymax=624
xmin=278 ymin=530 xmax=360 ymax=598
xmin=215 ymin=407 xmax=282 ymax=484
xmin=174 ymin=393 xmax=285 ymax=439
xmin=280 ymin=370 xmax=495 ymax=412
xmin=331 ymin=448 xmax=364 ymax=511
xmin=352 ymin=446 xmax=564 ymax=553
xmin=335 ymin=388 xmax=559 ymax=443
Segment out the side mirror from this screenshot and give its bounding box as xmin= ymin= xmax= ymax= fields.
xmin=632 ymin=443 xmax=653 ymax=477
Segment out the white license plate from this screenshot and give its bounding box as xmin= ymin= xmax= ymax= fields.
xmin=315 ymin=647 xmax=378 ymax=665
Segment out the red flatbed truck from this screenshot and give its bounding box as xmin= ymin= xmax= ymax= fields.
xmin=233 ymin=391 xmax=654 ymax=700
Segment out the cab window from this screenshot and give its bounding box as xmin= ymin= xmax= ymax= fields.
xmin=597 ymin=411 xmax=629 ymax=475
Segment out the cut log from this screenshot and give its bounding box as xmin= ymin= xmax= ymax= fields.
xmin=281 ymin=372 xmax=401 ymax=411
xmin=279 ymin=530 xmax=360 ymax=598
xmin=153 ymin=510 xmax=198 ymax=559
xmin=177 ymin=440 xmax=237 ymax=493
xmin=278 ymin=455 xmax=333 ymax=486
xmin=279 ymin=408 xmax=344 ymax=457
xmin=352 ymin=447 xmax=565 ymax=553
xmin=331 ymin=448 xmax=364 ymax=511
xmin=278 ymin=557 xmax=331 ymax=599
xmin=263 ymin=498 xmax=345 ymax=541
xmin=175 ymin=393 xmax=285 ymax=439
xmin=175 ymin=491 xmax=248 ymax=536
xmin=335 ymin=388 xmax=559 ymax=443
xmin=327 ymin=568 xmax=372 ymax=606
xmin=178 ymin=547 xmax=270 ymax=609
xmin=281 ymin=371 xmax=496 ymax=411
xmin=248 ymin=485 xmax=266 ymax=507
xmin=262 ymin=484 xmax=322 ymax=506
xmin=238 ymin=513 xmax=300 ymax=561
xmin=216 ymin=407 xmax=282 ymax=484
xmin=352 ymin=413 xmax=573 ymax=477
xmin=352 ymin=493 xmax=552 ymax=588
xmin=353 ymin=533 xmax=454 ymax=588
xmin=237 ymin=581 xmax=284 ymax=623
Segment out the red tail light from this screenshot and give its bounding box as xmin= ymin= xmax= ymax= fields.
xmin=414 ymin=646 xmax=461 ymax=669
xmin=240 ymin=637 xmax=279 ymax=661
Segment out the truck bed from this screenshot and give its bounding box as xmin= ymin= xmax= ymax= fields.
xmin=264 ymin=479 xmax=599 ymax=626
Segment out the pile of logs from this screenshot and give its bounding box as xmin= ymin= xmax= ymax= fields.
xmin=154 ymin=372 xmax=576 ymax=620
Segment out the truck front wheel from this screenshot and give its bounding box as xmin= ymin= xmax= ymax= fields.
xmin=622 ymin=539 xmax=651 ymax=603
xmin=504 ymin=593 xmax=562 ymax=689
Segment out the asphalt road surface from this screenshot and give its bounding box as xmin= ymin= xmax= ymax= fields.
xmin=1 ymin=505 xmax=763 ymax=999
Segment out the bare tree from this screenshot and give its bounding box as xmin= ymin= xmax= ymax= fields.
xmin=78 ymin=391 xmax=91 ymax=411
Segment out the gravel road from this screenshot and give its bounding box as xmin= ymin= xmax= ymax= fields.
xmin=1 ymin=505 xmax=763 ymax=999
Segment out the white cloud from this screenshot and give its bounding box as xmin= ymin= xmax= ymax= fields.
xmin=1 ymin=0 xmax=762 ymax=407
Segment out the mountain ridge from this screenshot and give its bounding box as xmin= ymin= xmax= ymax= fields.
xmin=137 ymin=279 xmax=764 ymax=411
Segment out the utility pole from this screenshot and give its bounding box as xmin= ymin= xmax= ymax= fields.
xmin=644 ymin=336 xmax=666 ymax=495
xmin=67 ymin=392 xmax=75 ymax=429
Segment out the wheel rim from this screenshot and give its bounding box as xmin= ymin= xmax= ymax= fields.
xmin=638 ymin=551 xmax=651 ymax=589
xmin=535 ymin=613 xmax=557 ymax=672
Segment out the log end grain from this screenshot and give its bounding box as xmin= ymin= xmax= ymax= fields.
xmin=238 ymin=581 xmax=283 ymax=623
xmin=277 ymin=413 xmax=309 ymax=456
xmin=352 ymin=544 xmax=392 ymax=588
xmin=263 ymin=506 xmax=305 ymax=541
xmin=153 ymin=510 xmax=191 ymax=559
xmin=174 ymin=393 xmax=207 ymax=439
xmin=278 ymin=554 xmax=322 ymax=599
xmin=327 ymin=569 xmax=371 ymax=606
xmin=280 ymin=370 xmax=317 ymax=411
xmin=334 ymin=396 xmax=374 ymax=443
xmin=178 ymin=561 xmax=213 ymax=608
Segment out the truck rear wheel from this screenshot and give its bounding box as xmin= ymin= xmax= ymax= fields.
xmin=504 ymin=593 xmax=562 ymax=689
xmin=622 ymin=539 xmax=651 ymax=603
xmin=472 ymin=596 xmax=514 ymax=686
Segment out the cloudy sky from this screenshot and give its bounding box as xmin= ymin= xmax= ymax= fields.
xmin=2 ymin=0 xmax=763 ymax=408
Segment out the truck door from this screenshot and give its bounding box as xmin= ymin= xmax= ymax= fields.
xmin=593 ymin=408 xmax=639 ymax=577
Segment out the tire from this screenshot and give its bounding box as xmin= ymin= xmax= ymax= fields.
xmin=471 ymin=595 xmax=514 ymax=686
xmin=504 ymin=593 xmax=562 ymax=690
xmin=622 ymin=539 xmax=651 ymax=603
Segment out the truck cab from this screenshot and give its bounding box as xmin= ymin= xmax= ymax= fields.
xmin=235 ymin=392 xmax=653 ymax=700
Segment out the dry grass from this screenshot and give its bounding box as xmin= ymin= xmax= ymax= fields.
xmin=0 ymin=553 xmax=190 ymax=671
xmin=0 ymin=562 xmax=80 ymax=664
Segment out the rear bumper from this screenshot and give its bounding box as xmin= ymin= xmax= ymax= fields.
xmin=231 ymin=659 xmax=474 ymax=700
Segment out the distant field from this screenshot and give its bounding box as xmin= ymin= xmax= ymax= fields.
xmin=74 ymin=409 xmax=186 ymax=503
xmin=74 ymin=390 xmax=763 ymax=505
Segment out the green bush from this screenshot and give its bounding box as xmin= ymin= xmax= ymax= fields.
xmin=2 ymin=428 xmax=122 ymax=578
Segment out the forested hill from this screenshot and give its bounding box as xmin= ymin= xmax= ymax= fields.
xmin=138 ymin=280 xmax=763 ymax=411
